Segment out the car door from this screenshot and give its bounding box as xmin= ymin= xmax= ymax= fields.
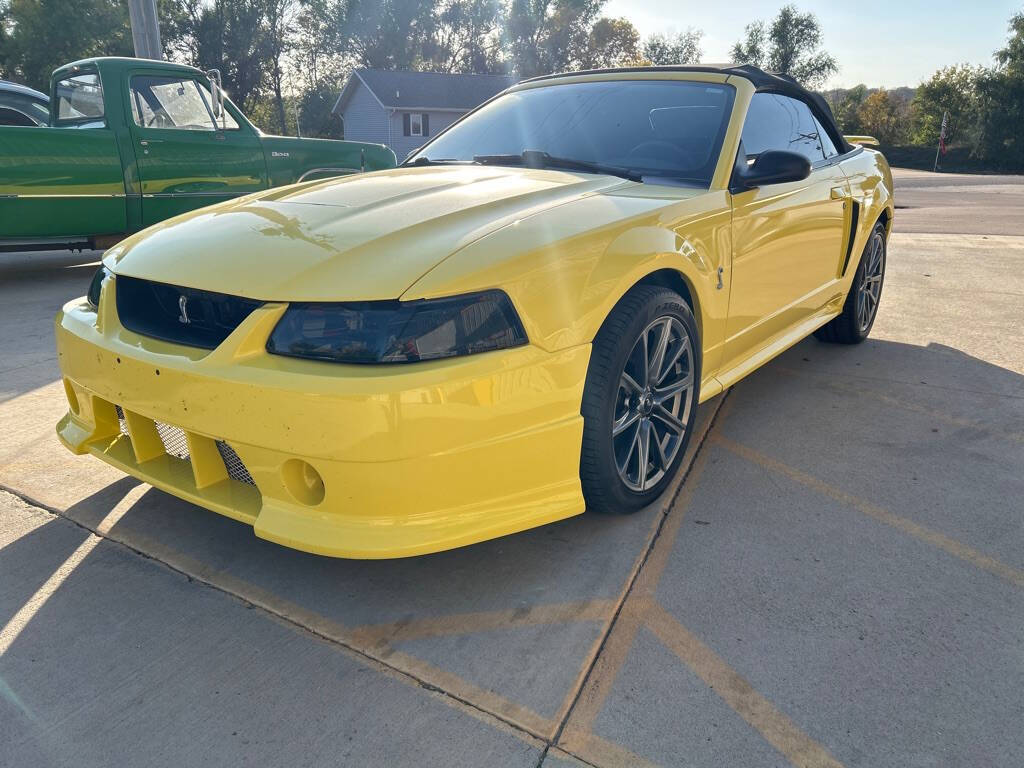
xmin=722 ymin=92 xmax=849 ymax=375
xmin=127 ymin=72 xmax=267 ymax=225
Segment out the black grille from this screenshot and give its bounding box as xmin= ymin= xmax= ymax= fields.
xmin=116 ymin=276 xmax=263 ymax=349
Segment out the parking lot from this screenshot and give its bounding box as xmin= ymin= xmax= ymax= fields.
xmin=1 ymin=168 xmax=1022 ymax=767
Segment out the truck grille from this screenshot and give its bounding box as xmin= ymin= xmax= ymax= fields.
xmin=115 ymin=276 xmax=263 ymax=349
xmin=115 ymin=406 xmax=256 ymax=487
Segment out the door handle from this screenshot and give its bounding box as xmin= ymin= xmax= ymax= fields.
xmin=830 ymin=186 xmax=850 ymax=200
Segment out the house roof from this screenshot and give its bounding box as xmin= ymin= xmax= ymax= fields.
xmin=333 ymin=69 xmax=517 ymax=115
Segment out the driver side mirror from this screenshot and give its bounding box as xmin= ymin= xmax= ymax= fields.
xmin=206 ymin=69 xmax=224 ymax=124
xmin=734 ymin=150 xmax=811 ymax=190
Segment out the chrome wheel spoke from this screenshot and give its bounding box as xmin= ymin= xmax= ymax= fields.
xmin=656 ymin=336 xmax=690 ymax=386
xmin=647 ymin=319 xmax=671 ymax=384
xmin=613 ymin=409 xmax=640 ymax=436
xmin=653 ymin=403 xmax=685 ymax=434
xmin=620 ymin=371 xmax=643 ymax=394
xmin=653 ymin=370 xmax=693 ymax=405
xmin=636 ymin=420 xmax=651 ymax=491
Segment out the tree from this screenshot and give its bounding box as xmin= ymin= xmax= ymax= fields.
xmin=577 ymin=16 xmax=639 ymax=69
xmin=332 ymin=0 xmax=437 ymax=70
xmin=424 ymin=0 xmax=505 ymax=73
xmin=730 ymin=4 xmax=837 ymax=88
xmin=503 ymin=0 xmax=605 ymax=77
xmin=974 ymin=11 xmax=1024 ymax=167
xmin=856 ymin=89 xmax=908 ymax=145
xmin=826 ymin=84 xmax=867 ymax=134
xmin=1 ymin=0 xmax=132 ymax=89
xmin=642 ymin=28 xmax=702 ymax=65
xmin=909 ymin=65 xmax=979 ymax=147
xmin=995 ymin=10 xmax=1024 ymax=74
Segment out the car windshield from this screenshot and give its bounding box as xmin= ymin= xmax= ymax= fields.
xmin=408 ymin=79 xmax=735 ymax=187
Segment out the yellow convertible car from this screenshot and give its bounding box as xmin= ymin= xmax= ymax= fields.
xmin=55 ymin=65 xmax=893 ymax=558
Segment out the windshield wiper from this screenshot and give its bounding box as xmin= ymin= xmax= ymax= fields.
xmin=402 ymin=157 xmax=469 ymax=167
xmin=472 ymin=150 xmax=642 ymax=182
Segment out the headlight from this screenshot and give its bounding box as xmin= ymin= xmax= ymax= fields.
xmin=87 ymin=266 xmax=110 ymax=309
xmin=266 ymin=291 xmax=528 ymax=364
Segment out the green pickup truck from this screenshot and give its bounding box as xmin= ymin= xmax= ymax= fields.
xmin=0 ymin=57 xmax=396 ymax=251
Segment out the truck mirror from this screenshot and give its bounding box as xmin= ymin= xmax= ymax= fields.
xmin=206 ymin=69 xmax=224 ymax=126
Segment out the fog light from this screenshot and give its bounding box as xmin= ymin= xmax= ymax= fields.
xmin=281 ymin=459 xmax=325 ymax=506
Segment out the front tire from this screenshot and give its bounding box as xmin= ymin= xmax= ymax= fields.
xmin=815 ymin=221 xmax=887 ymax=344
xmin=580 ymin=285 xmax=701 ymax=514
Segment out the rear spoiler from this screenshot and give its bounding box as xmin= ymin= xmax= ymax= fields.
xmin=844 ymin=135 xmax=880 ymax=147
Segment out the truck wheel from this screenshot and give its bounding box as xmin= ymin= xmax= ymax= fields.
xmin=815 ymin=221 xmax=887 ymax=344
xmin=581 ymin=285 xmax=701 ymax=514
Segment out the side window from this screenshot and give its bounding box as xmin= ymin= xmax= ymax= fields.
xmin=404 ymin=112 xmax=429 ymax=137
xmin=740 ymin=93 xmax=825 ymax=164
xmin=130 ymin=76 xmax=219 ymax=130
xmin=54 ymin=72 xmax=104 ymax=125
xmin=813 ymin=115 xmax=839 ymax=158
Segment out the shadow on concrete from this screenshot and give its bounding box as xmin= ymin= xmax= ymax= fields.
xmin=0 ymin=251 xmax=102 ymax=403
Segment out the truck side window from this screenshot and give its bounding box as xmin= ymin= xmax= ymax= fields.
xmin=130 ymin=76 xmax=237 ymax=131
xmin=55 ymin=73 xmax=104 ymax=126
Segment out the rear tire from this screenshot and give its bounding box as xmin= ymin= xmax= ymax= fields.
xmin=580 ymin=285 xmax=701 ymax=515
xmin=815 ymin=221 xmax=887 ymax=344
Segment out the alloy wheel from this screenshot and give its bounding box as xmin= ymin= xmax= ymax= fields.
xmin=857 ymin=231 xmax=885 ymax=332
xmin=612 ymin=316 xmax=695 ymax=492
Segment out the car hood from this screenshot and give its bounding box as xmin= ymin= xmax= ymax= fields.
xmin=105 ymin=165 xmax=629 ymax=301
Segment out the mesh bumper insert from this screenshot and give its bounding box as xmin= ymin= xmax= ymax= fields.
xmin=115 ymin=405 xmax=256 ymax=487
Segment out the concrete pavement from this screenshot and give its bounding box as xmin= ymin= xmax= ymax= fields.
xmin=1 ymin=171 xmax=1022 ymax=767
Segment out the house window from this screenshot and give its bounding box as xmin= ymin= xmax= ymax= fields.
xmin=403 ymin=112 xmax=429 ymax=138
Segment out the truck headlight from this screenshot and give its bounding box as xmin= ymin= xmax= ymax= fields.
xmin=87 ymin=266 xmax=110 ymax=309
xmin=266 ymin=291 xmax=528 ymax=364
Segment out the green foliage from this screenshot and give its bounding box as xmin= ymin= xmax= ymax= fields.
xmin=909 ymin=65 xmax=979 ymax=146
xmin=503 ymin=0 xmax=605 ymax=77
xmin=995 ymin=11 xmax=1024 ymax=74
xmin=826 ymin=84 xmax=867 ymax=134
xmin=423 ymin=0 xmax=506 ymax=73
xmin=577 ymin=17 xmax=639 ymax=69
xmin=0 ymin=0 xmax=133 ymax=89
xmin=973 ymin=12 xmax=1024 ymax=168
xmin=298 ymin=82 xmax=343 ymax=138
xmin=642 ymin=28 xmax=702 ymax=66
xmin=730 ymin=4 xmax=837 ymax=88
xmin=856 ymin=89 xmax=910 ymax=146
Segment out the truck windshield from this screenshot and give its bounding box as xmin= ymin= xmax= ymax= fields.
xmin=407 ymin=79 xmax=735 ymax=187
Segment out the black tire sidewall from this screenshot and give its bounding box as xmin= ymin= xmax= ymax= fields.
xmin=580 ymin=286 xmax=701 ymax=514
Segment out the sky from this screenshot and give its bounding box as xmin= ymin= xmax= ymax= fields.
xmin=602 ymin=0 xmax=1021 ymax=88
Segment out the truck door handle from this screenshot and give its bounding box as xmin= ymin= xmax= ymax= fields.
xmin=139 ymin=140 xmax=163 ymax=146
xmin=830 ymin=186 xmax=850 ymax=200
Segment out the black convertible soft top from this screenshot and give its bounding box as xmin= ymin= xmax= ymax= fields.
xmin=522 ymin=64 xmax=852 ymax=155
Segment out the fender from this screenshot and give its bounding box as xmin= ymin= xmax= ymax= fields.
xmin=404 ymin=188 xmax=733 ymax=376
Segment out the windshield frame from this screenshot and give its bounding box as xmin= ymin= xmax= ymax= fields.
xmin=406 ymin=72 xmax=739 ymax=188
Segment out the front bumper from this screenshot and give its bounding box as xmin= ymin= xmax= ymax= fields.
xmin=55 ymin=281 xmax=590 ymax=558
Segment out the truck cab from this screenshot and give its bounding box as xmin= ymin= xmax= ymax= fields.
xmin=0 ymin=57 xmax=396 ymax=251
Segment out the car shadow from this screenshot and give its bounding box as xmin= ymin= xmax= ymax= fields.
xmin=0 ymin=250 xmax=101 ymax=404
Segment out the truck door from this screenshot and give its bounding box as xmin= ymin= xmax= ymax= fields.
xmin=126 ymin=72 xmax=266 ymax=225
